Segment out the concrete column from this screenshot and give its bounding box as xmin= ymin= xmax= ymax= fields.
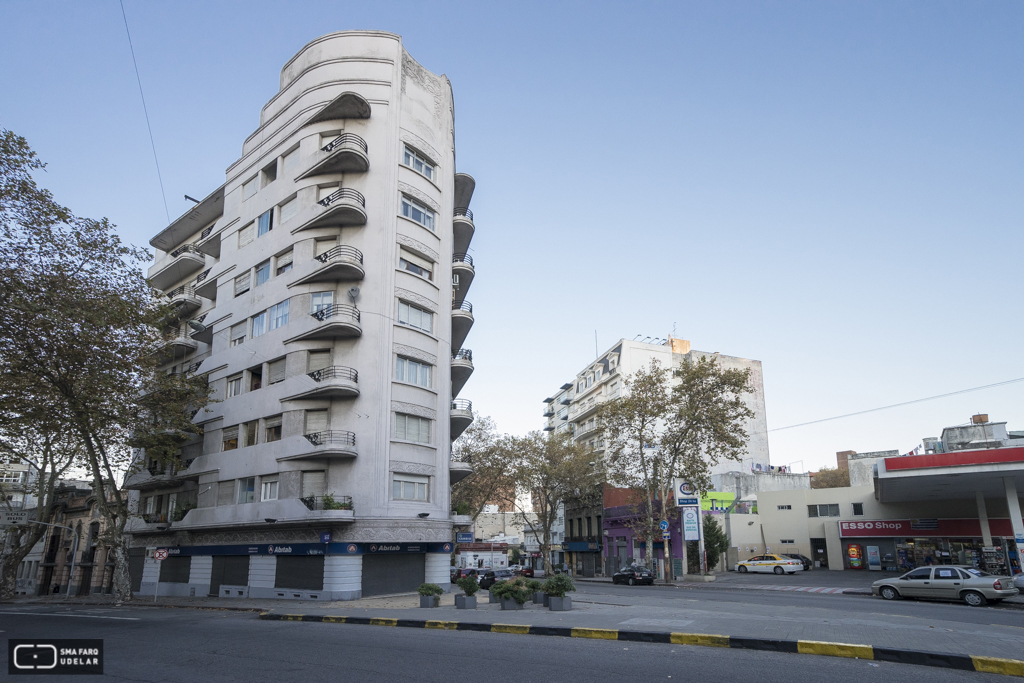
xmin=824 ymin=521 xmax=844 ymax=571
xmin=1005 ymin=478 xmax=1024 ymax=547
xmin=976 ymin=491 xmax=993 ymax=547
xmin=323 ymin=555 xmax=361 ymax=601
xmin=425 ymin=552 xmax=452 ymax=592
xmin=247 ymin=556 xmax=277 ymax=598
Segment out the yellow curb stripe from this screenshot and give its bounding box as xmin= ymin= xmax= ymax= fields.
xmin=670 ymin=633 xmax=730 ymax=648
xmin=797 ymin=640 xmax=874 ymax=660
xmin=322 ymin=616 xmax=346 ymax=623
xmin=370 ymin=618 xmax=397 ymax=627
xmin=491 ymin=623 xmax=530 ymax=634
xmin=972 ymin=656 xmax=1024 ymax=677
xmin=572 ymin=627 xmax=619 ymax=640
xmin=425 ymin=620 xmax=459 ymax=630
xmin=281 ymin=614 xmax=305 ymax=622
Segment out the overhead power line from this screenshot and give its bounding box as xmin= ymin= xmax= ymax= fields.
xmin=769 ymin=376 xmax=1024 ymax=432
xmin=119 ymin=0 xmax=169 ymax=223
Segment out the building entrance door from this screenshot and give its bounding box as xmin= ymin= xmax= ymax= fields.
xmin=810 ymin=538 xmax=829 ymax=568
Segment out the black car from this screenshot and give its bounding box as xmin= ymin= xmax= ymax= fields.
xmin=782 ymin=553 xmax=813 ymax=571
xmin=479 ymin=569 xmax=514 ymax=589
xmin=612 ymin=567 xmax=655 ymax=586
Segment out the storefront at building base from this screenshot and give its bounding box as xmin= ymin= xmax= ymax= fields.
xmin=133 ymin=541 xmax=454 ymax=601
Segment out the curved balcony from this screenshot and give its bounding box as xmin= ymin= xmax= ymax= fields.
xmin=284 ymin=304 xmax=361 ymax=343
xmin=280 ymin=430 xmax=358 ymax=461
xmin=296 ymin=133 xmax=369 ymax=179
xmin=124 ymin=460 xmax=199 ymax=491
xmin=452 ymin=253 xmax=474 ymax=302
xmin=451 ymin=349 xmax=474 ymax=398
xmin=156 ymin=331 xmax=197 ymax=360
xmin=196 ymin=224 xmax=221 ymax=258
xmin=450 ymin=460 xmax=473 ymax=486
xmin=165 ymin=285 xmax=202 ymax=319
xmin=306 ymin=91 xmax=372 ymax=124
xmin=450 ymin=399 xmax=474 ymax=441
xmin=150 ymin=244 xmax=205 ymax=291
xmin=292 ymin=188 xmax=367 ymax=234
xmin=451 ymin=300 xmax=474 ymax=351
xmin=453 ymin=207 xmax=475 ymax=255
xmin=283 ymin=366 xmax=359 ymax=401
xmin=188 ymin=313 xmax=213 ymax=344
xmin=194 ymin=268 xmax=217 ymax=300
xmin=290 ymin=245 xmax=364 ymax=287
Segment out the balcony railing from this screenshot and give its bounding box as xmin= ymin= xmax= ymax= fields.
xmin=317 ymin=188 xmax=365 ymax=209
xmin=451 ymin=399 xmax=473 ymax=412
xmin=454 ymin=207 xmax=473 ymax=221
xmin=308 ymin=366 xmax=358 ymax=383
xmin=322 ymin=133 xmax=367 ymax=154
xmin=200 ymin=225 xmax=214 ymax=240
xmin=303 ymin=430 xmax=356 ymax=448
xmin=453 ymin=253 xmax=474 ymax=266
xmin=166 ymin=285 xmax=197 ymax=300
xmin=311 ymin=304 xmax=360 ymax=324
xmin=314 ymin=245 xmax=363 ymax=265
xmin=452 ymin=349 xmax=473 ymax=362
xmin=194 ymin=269 xmax=211 ymax=285
xmin=453 ymin=300 xmax=473 ymax=313
xmin=300 ymin=494 xmax=353 ymax=511
xmin=170 ymin=244 xmax=202 ymax=259
xmin=142 ymin=513 xmax=169 ymax=524
xmin=565 ymin=535 xmax=600 ymax=544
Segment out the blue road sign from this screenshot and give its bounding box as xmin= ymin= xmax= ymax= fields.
xmin=456 ymin=532 xmax=473 ymax=543
xmin=659 ymin=520 xmax=669 ymax=531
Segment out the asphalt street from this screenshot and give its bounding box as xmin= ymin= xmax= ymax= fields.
xmin=0 ymin=606 xmax=1014 ymax=682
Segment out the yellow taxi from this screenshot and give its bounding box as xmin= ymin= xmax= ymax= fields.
xmin=736 ymin=554 xmax=804 ymax=575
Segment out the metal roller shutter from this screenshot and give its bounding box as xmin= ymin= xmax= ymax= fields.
xmin=159 ymin=556 xmax=191 ymax=583
xmin=209 ymin=556 xmax=250 ymax=596
xmin=361 ymin=554 xmax=425 ymax=597
xmin=128 ymin=548 xmax=145 ymax=593
xmin=274 ymin=556 xmax=324 ymax=591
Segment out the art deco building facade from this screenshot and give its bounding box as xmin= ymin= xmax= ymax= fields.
xmin=126 ymin=31 xmax=477 ymax=600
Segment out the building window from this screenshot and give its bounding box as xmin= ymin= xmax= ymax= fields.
xmin=230 ymin=323 xmax=246 ymax=347
xmin=242 ymin=177 xmax=258 ymax=200
xmin=780 ymin=539 xmax=795 ymax=544
xmin=251 ymin=311 xmax=267 ymax=338
xmin=264 ymin=415 xmax=282 ymax=443
xmin=268 ymin=358 xmax=286 ymax=385
xmin=280 ymin=197 xmax=298 ymax=223
xmin=255 ymin=260 xmax=271 ymax=287
xmin=396 ymin=357 xmax=432 ymax=388
xmin=395 ymin=413 xmax=431 ymax=444
xmin=257 ymin=209 xmax=273 ymax=237
xmin=222 ymin=426 xmax=238 ymax=451
xmin=777 ymin=505 xmax=792 ymax=510
xmin=234 ymin=272 xmax=251 ymax=297
xmin=226 ymin=374 xmax=243 ymax=398
xmin=398 ymin=301 xmax=432 ymax=334
xmin=237 ymin=477 xmax=256 ymax=504
xmin=276 ymin=250 xmax=293 ymax=275
xmin=399 ymin=248 xmax=433 ymax=281
xmin=308 ymin=350 xmax=331 ymax=372
xmin=261 ymin=161 xmax=277 ymax=186
xmin=249 ymin=366 xmax=262 ymax=391
xmin=400 ymin=196 xmax=435 ymax=231
xmin=0 ymin=472 xmax=24 ymax=484
xmin=261 ymin=479 xmax=279 ymax=501
xmin=393 ymin=474 xmax=429 ymax=501
xmin=807 ymin=504 xmax=840 ymax=518
xmin=852 ymin=503 xmax=864 ymax=516
xmin=310 ymin=291 xmax=334 ymax=314
xmin=282 ymin=148 xmax=299 ymax=174
xmin=269 ymin=300 xmax=290 ymax=331
xmin=238 ymin=222 xmax=254 ymax=247
xmin=402 ymin=146 xmax=435 ymax=181
xmin=244 ymin=421 xmax=258 ymax=447
xmin=305 ymin=409 xmax=328 ymax=435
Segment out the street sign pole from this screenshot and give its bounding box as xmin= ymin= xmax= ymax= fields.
xmin=697 ymin=491 xmax=707 ymax=575
xmin=153 ymin=548 xmax=169 ymax=603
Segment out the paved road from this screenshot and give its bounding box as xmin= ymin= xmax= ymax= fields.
xmin=0 ymin=606 xmax=1011 ymax=682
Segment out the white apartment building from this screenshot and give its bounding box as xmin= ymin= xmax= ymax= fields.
xmin=543 ymin=337 xmax=770 ymax=474
xmin=126 ymin=31 xmax=478 ymax=600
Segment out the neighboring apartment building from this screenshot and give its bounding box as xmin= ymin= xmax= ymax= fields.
xmin=0 ymin=463 xmax=35 ymax=509
xmin=126 ymin=31 xmax=478 ymax=601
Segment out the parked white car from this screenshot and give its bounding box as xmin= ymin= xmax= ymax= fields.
xmin=736 ymin=554 xmax=804 ymax=574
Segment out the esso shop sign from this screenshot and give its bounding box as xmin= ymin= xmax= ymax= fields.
xmin=839 ymin=520 xmax=906 ymax=537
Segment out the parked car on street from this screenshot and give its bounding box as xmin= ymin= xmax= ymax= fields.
xmin=452 ymin=568 xmax=478 ymax=582
xmin=478 ymin=569 xmax=515 ymax=590
xmin=736 ymin=554 xmax=804 ymax=574
xmin=612 ymin=566 xmax=655 ymax=586
xmin=1014 ymin=573 xmax=1024 ymax=592
xmin=781 ymin=553 xmax=814 ymax=571
xmin=872 ymin=566 xmax=1020 ymax=606
xmin=508 ymin=564 xmax=523 ymax=574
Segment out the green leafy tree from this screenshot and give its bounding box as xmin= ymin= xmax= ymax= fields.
xmin=451 ymin=414 xmax=514 ymax=520
xmin=0 ymin=128 xmax=211 ymax=602
xmin=811 ymin=466 xmax=850 ymax=489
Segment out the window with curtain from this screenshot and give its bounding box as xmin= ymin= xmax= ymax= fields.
xmin=392 ymin=475 xmax=429 ymax=501
xmin=268 ymin=358 xmax=286 ymax=384
xmin=397 ymin=301 xmax=432 ymax=333
xmin=400 ymin=196 xmax=435 ymax=231
xmin=396 ymin=357 xmax=432 ymax=388
xmin=395 ymin=413 xmax=431 ymax=444
xmin=269 ymin=300 xmax=289 ymax=330
xmin=257 ymin=209 xmax=273 ymax=237
xmin=264 ymin=415 xmax=282 ymax=442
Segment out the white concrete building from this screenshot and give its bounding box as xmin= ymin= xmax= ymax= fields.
xmin=543 ymin=337 xmax=770 ymax=474
xmin=127 ymin=31 xmax=478 ymax=600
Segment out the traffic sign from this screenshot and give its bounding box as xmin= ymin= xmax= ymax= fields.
xmin=659 ymin=520 xmax=669 ymax=531
xmin=0 ymin=510 xmax=29 ymax=526
xmin=662 ymin=531 xmax=671 ymax=540
xmin=153 ymin=549 xmax=168 ymax=561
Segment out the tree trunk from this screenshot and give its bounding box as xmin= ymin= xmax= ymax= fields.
xmin=109 ymin=526 xmax=132 ymax=603
xmin=644 ymin=488 xmax=654 ymax=572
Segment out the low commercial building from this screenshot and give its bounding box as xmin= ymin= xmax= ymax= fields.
xmin=35 ymin=483 xmax=118 ymax=595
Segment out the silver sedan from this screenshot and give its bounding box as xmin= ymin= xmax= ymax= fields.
xmin=872 ymin=565 xmax=1019 ymax=606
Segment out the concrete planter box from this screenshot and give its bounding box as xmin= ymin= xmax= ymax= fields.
xmin=500 ymin=597 xmax=524 ymax=610
xmin=420 ymin=595 xmax=440 ymax=608
xmin=455 ymin=595 xmax=477 ymax=609
xmin=488 ymin=590 xmax=499 ymax=604
xmin=533 ymin=591 xmax=548 ymax=606
xmin=548 ymin=596 xmax=572 ymax=611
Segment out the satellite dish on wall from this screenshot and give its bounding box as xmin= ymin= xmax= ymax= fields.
xmin=347 ymin=286 xmax=360 ymax=302
xmin=188 ymin=320 xmax=207 ymax=332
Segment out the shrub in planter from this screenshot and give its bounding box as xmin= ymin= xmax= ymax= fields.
xmin=527 ymin=579 xmax=545 ymax=604
xmin=456 ymin=577 xmax=479 ymax=597
xmin=491 ymin=578 xmax=532 ymax=609
xmin=543 ymin=574 xmax=575 ymax=610
xmin=454 ymin=594 xmax=477 ymax=609
xmin=418 ymin=582 xmax=443 ymax=608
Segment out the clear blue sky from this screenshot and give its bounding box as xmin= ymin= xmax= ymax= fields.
xmin=2 ymin=1 xmax=1022 ymax=471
